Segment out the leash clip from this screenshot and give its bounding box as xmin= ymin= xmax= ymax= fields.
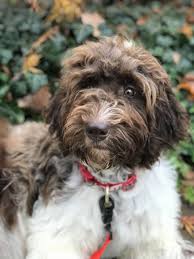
xmin=105 ymin=186 xmax=111 ymax=207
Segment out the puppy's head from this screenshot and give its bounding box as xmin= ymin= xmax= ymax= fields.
xmin=46 ymin=37 xmax=188 ymax=170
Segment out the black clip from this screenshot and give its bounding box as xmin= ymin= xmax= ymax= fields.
xmin=99 ymin=193 xmax=115 ymax=238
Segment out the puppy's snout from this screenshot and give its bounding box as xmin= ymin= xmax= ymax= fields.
xmin=86 ymin=122 xmax=108 ymax=141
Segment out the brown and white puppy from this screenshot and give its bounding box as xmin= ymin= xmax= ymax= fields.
xmin=0 ymin=37 xmax=193 ymax=259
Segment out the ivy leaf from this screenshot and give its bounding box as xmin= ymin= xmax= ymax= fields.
xmin=156 ymin=35 xmax=174 ymax=47
xmin=183 ymin=186 xmax=194 ymax=205
xmin=10 ymin=81 xmax=28 ymax=98
xmin=0 ymin=49 xmax=13 ymax=64
xmin=0 ymin=72 xmax=9 ymax=83
xmin=0 ymin=102 xmax=25 ymax=123
xmin=25 ymin=72 xmax=48 ymax=93
xmin=99 ymin=23 xmax=113 ymax=36
xmin=0 ymin=85 xmax=10 ymax=98
xmin=72 ymin=24 xmax=93 ymax=43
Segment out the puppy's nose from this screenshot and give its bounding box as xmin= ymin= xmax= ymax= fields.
xmin=86 ymin=122 xmax=108 ymax=141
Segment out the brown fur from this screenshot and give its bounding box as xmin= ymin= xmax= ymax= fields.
xmin=47 ymin=37 xmax=188 ymax=169
xmin=0 ymin=118 xmax=10 ymax=168
xmin=0 ymin=123 xmax=73 ymax=228
xmin=0 ymin=36 xmax=189 ymax=229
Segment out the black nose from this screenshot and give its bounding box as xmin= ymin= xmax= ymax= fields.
xmin=86 ymin=123 xmax=108 ymax=141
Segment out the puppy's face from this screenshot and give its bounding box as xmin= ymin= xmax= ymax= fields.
xmin=47 ymin=37 xmax=188 ymax=170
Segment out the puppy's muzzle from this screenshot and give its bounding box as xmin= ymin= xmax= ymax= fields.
xmin=86 ymin=122 xmax=109 ymax=142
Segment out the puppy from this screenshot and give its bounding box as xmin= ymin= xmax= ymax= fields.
xmin=0 ymin=37 xmax=194 ymax=259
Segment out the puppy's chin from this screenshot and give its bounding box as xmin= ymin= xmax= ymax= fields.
xmin=85 ymin=147 xmax=111 ymax=171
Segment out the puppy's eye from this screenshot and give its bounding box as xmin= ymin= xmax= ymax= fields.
xmin=124 ymin=87 xmax=136 ymax=97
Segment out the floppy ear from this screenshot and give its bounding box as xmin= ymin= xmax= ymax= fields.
xmin=46 ymin=47 xmax=86 ymax=140
xmin=46 ymin=87 xmax=69 ymax=141
xmin=154 ymin=85 xmax=188 ymax=145
xmin=146 ymin=80 xmax=189 ymax=158
xmin=141 ymin=81 xmax=189 ymax=167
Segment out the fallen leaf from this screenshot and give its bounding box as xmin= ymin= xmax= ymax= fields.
xmin=179 ymin=82 xmax=194 ymax=100
xmin=184 ymin=72 xmax=194 ymax=81
xmin=81 ymin=12 xmax=105 ymax=37
xmin=180 ymin=23 xmax=193 ymax=38
xmin=17 ymin=86 xmax=51 ymax=113
xmin=136 ymin=16 xmax=149 ymax=26
xmin=48 ymin=0 xmax=82 ymax=22
xmin=172 ymin=52 xmax=181 ymax=64
xmin=27 ymin=0 xmax=42 ymax=12
xmin=182 ymin=180 xmax=194 ymax=187
xmin=178 ymin=72 xmax=194 ymax=100
xmin=183 ymin=171 xmax=194 ymax=180
xmin=23 ymin=53 xmax=42 ymax=73
xmin=152 ymin=7 xmax=161 ymax=14
xmin=181 ymin=216 xmax=194 ymax=237
xmin=30 ymin=26 xmax=59 ymax=51
xmin=186 ymin=8 xmax=194 ymax=24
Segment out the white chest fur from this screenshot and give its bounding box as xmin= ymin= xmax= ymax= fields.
xmin=26 ymin=159 xmax=191 ymax=259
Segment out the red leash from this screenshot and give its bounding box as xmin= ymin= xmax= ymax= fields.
xmin=90 ymin=233 xmax=111 ymax=259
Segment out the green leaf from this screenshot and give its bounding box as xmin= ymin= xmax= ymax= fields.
xmin=0 ymin=49 xmax=13 ymax=64
xmin=156 ymin=35 xmax=174 ymax=47
xmin=11 ymin=81 xmax=28 ymax=97
xmin=72 ymin=24 xmax=93 ymax=44
xmin=0 ymin=72 xmax=9 ymax=82
xmin=0 ymin=85 xmax=10 ymax=98
xmin=183 ymin=186 xmax=194 ymax=204
xmin=98 ymin=23 xmax=113 ymax=36
xmin=0 ymin=102 xmax=25 ymax=123
xmin=25 ymin=73 xmax=48 ymax=93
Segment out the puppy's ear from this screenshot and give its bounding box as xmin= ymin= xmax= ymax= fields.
xmin=136 ymin=49 xmax=189 ymax=148
xmin=142 ymin=80 xmax=188 ymax=167
xmin=149 ymin=81 xmax=189 ymax=150
xmin=155 ymin=86 xmax=188 ymax=145
xmin=46 ymin=87 xmax=69 ymax=141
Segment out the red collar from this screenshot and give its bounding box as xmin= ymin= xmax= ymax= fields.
xmin=79 ymin=163 xmax=137 ymax=191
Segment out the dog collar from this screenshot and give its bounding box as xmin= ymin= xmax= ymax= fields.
xmin=79 ymin=162 xmax=137 ymax=192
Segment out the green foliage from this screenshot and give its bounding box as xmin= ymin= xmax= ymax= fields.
xmin=0 ymin=0 xmax=194 ymax=202
xmin=183 ymin=186 xmax=194 ymax=204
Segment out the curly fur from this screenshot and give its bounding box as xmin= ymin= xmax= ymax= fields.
xmin=47 ymin=37 xmax=188 ymax=169
xmin=0 ymin=36 xmax=193 ymax=259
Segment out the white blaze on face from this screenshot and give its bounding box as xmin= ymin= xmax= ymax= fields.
xmin=92 ymin=101 xmax=118 ymax=126
xmin=96 ymin=102 xmax=113 ymax=121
